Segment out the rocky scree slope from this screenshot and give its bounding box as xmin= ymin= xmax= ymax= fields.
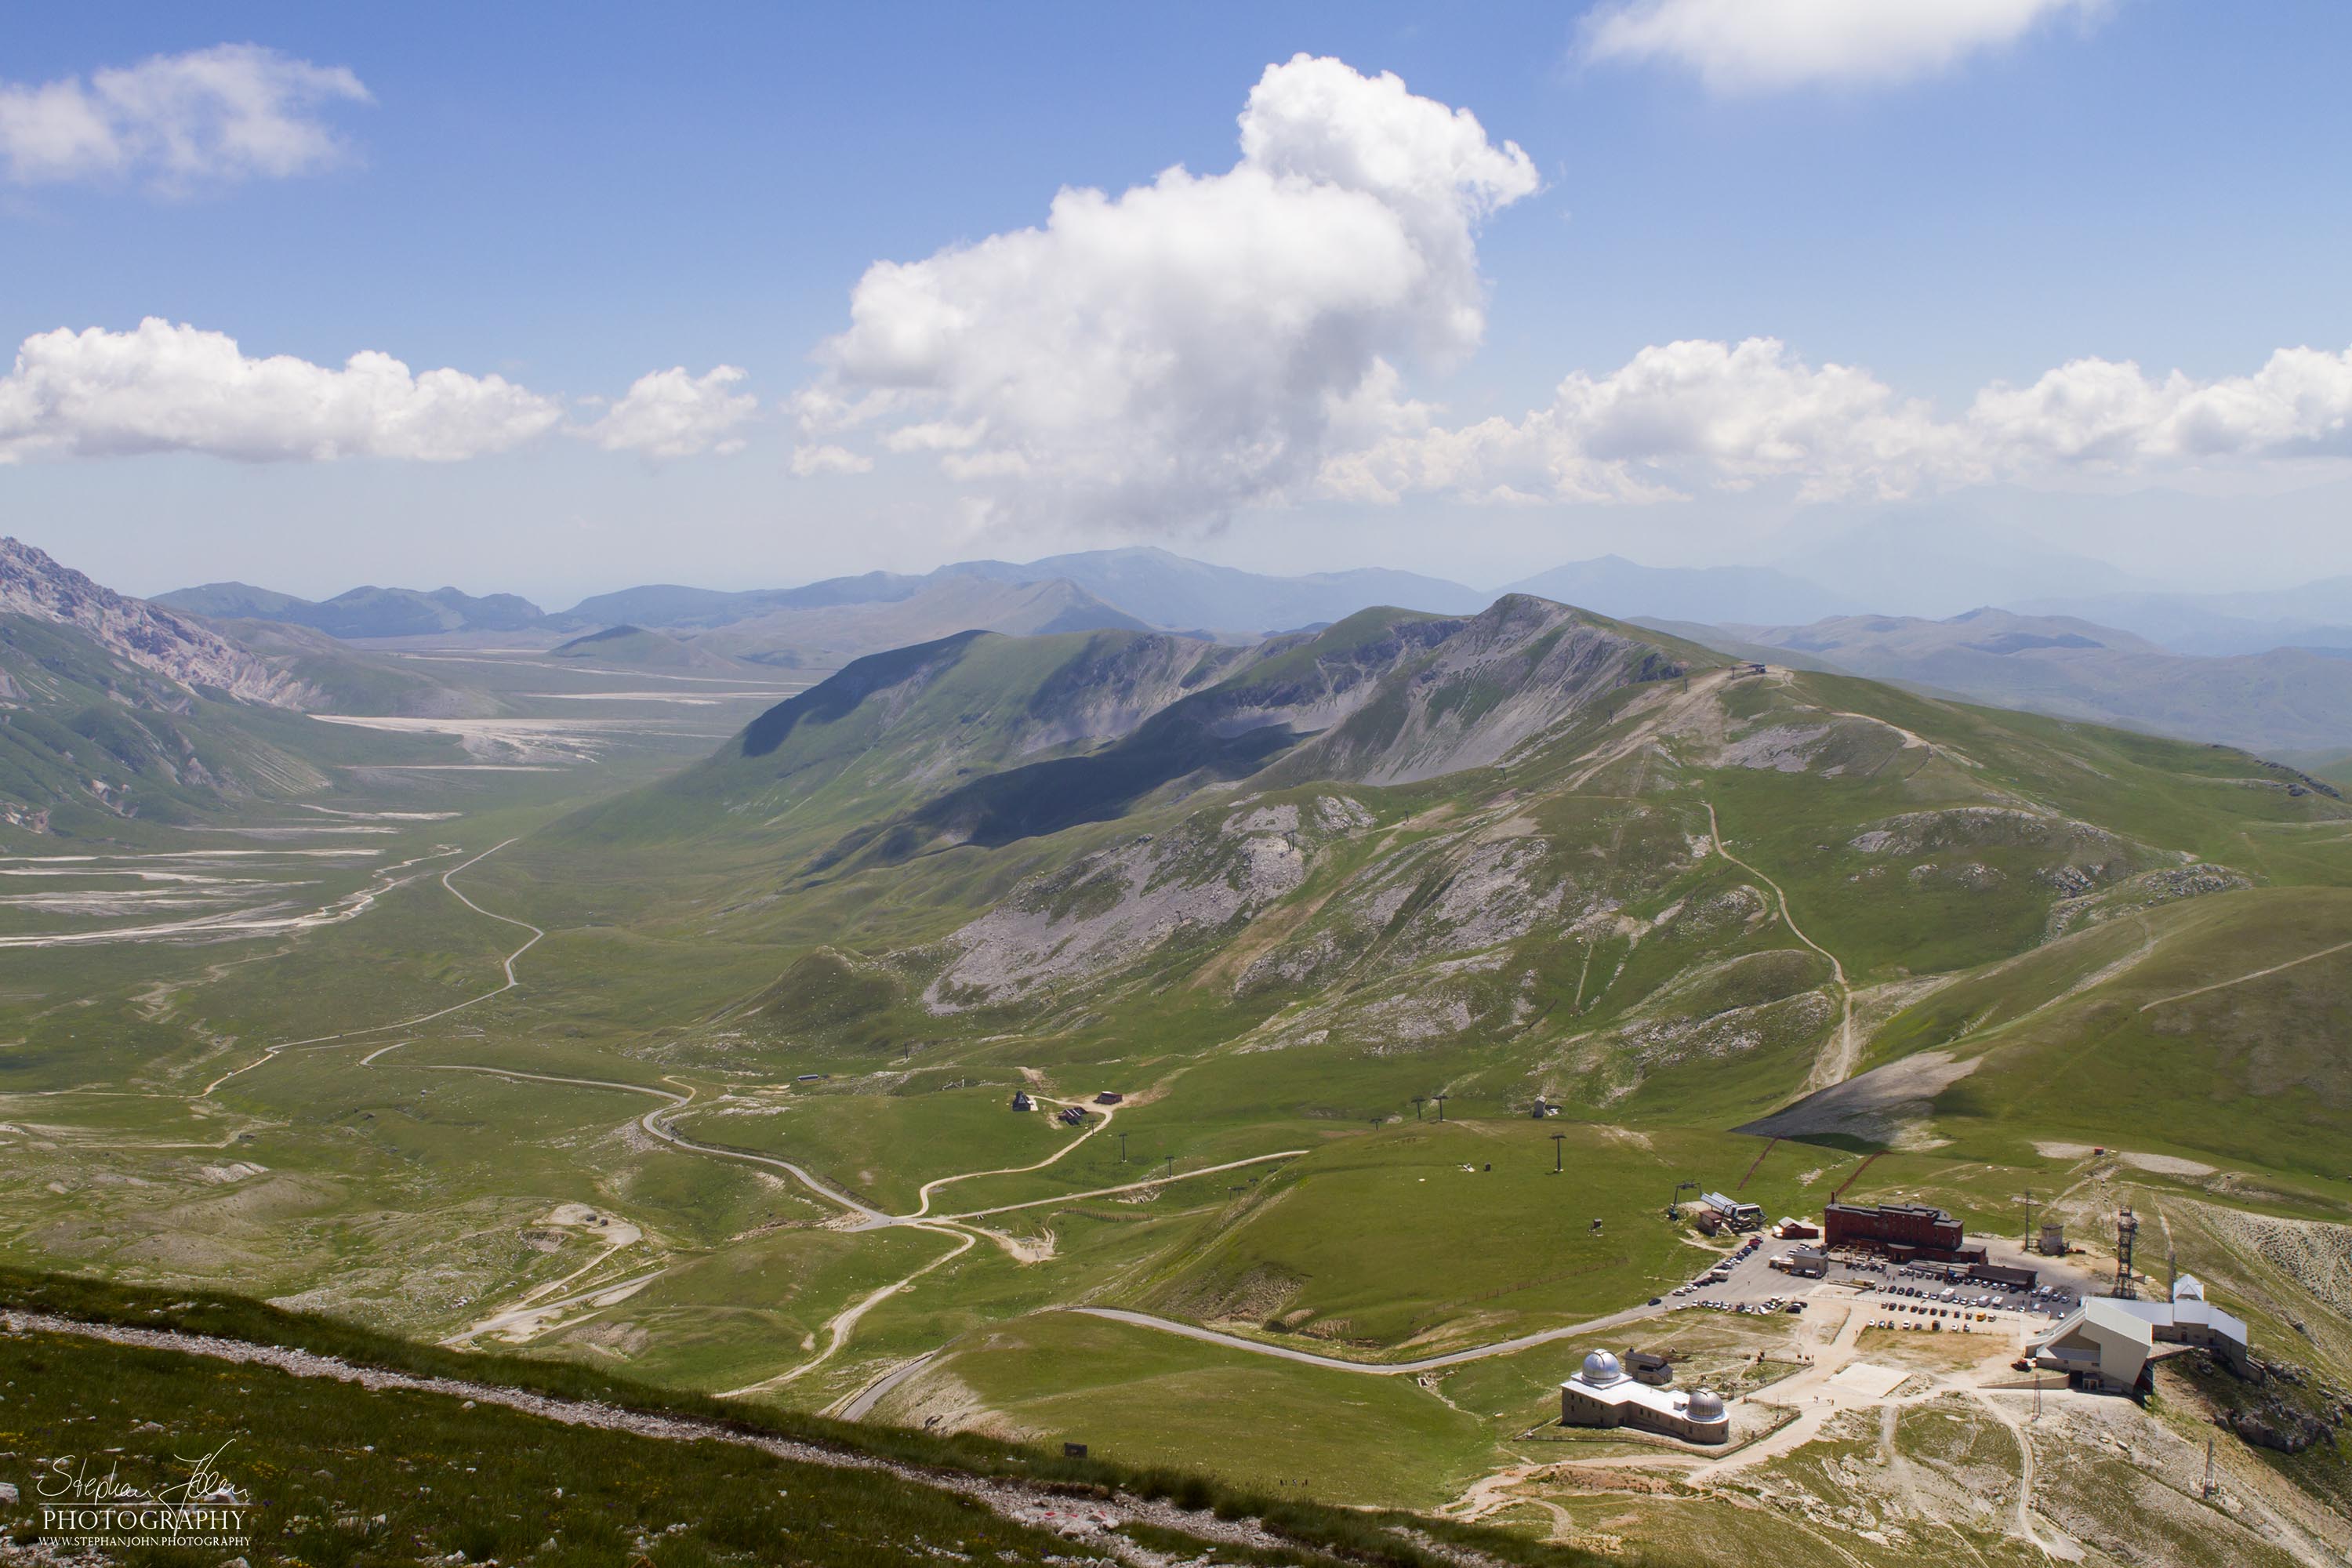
xmin=819 ymin=598 xmax=1693 ymax=864
xmin=2 ymin=535 xmax=305 ymax=706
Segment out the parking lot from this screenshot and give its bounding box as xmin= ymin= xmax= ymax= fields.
xmin=1664 ymin=1231 xmax=2100 ymax=1329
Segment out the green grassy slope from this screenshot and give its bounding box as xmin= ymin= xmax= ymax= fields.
xmin=9 ymin=594 xmax=2352 ymax=1539
xmin=0 ymin=1269 xmax=1631 ymax=1568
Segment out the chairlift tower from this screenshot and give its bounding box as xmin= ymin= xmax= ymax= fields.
xmin=1432 ymin=1094 xmax=1448 ymax=1123
xmin=1550 ymin=1132 xmax=1566 ymax=1174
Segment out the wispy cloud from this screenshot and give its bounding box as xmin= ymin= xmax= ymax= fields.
xmin=0 ymin=43 xmax=371 ymax=190
xmin=789 ymin=443 xmax=873 ymax=477
xmin=1581 ymin=0 xmax=2108 ymax=92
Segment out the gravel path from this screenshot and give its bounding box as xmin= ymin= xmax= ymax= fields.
xmin=2 ymin=1308 xmax=1476 ymax=1568
xmin=1073 ymin=1298 xmax=1666 ymax=1374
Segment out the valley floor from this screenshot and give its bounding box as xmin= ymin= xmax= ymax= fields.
xmin=5 ymin=637 xmax=2350 ymax=1567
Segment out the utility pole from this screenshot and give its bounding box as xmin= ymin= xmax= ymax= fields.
xmin=1551 ymin=1132 xmax=1566 ymax=1174
xmin=2201 ymin=1436 xmax=2217 ymax=1500
xmin=1164 ymin=1154 xmax=1175 ymax=1181
xmin=2019 ymin=1186 xmax=2034 ymax=1246
xmin=1118 ymin=1131 xmax=1127 ymax=1164
xmin=1433 ymin=1094 xmax=1448 ymax=1122
xmin=1411 ymin=1096 xmax=1426 ymax=1120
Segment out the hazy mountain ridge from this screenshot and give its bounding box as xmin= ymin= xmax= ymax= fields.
xmin=157 ymin=579 xmax=547 ymax=639
xmin=1686 ymin=605 xmax=2352 ymax=754
xmin=146 ymin=546 xmax=2352 ymax=757
xmin=692 ymin=576 xmax=1157 ymax=666
xmin=1501 ymin=554 xmax=1859 ymax=627
xmin=2020 ymin=581 xmax=2352 ymax=656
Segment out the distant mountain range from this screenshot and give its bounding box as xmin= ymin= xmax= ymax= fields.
xmin=1657 ymin=605 xmax=2352 ymax=755
xmin=156 ymin=548 xmax=1857 ymax=644
xmin=2016 ymin=583 xmax=2352 ymax=657
xmin=561 ymin=549 xmax=1489 ymax=638
xmin=140 ymin=546 xmax=2352 ymax=756
xmin=154 ymin=546 xmax=2352 ymax=665
xmin=156 ymin=581 xmax=546 ymax=640
xmin=1500 ymin=556 xmax=1858 ymax=626
xmin=684 ymin=577 xmax=1158 ymax=667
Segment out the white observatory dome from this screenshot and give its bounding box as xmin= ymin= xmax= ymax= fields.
xmin=1686 ymin=1388 xmax=1726 ymax=1421
xmin=1580 ymin=1349 xmax=1624 ymax=1385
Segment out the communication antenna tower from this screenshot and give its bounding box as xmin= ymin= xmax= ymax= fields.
xmin=2113 ymin=1203 xmax=2139 ymax=1298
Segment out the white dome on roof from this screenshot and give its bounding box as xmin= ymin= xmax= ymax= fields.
xmin=1686 ymin=1388 xmax=1726 ymax=1421
xmin=1580 ymin=1349 xmax=1624 ymax=1385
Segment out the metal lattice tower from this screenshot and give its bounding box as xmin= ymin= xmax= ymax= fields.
xmin=2113 ymin=1203 xmax=2140 ymax=1298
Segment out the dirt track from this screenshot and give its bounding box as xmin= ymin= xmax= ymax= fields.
xmin=1 ymin=1308 xmax=1476 ymax=1568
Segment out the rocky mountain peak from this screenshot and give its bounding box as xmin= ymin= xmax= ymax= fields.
xmin=0 ymin=536 xmax=305 ymax=706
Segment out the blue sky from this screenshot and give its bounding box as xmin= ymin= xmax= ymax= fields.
xmin=5 ymin=2 xmax=2350 ymax=607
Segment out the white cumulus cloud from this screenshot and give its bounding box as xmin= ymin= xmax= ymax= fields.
xmin=0 ymin=44 xmax=371 ymax=188
xmin=1582 ymin=0 xmax=2107 ymax=92
xmin=789 ymin=443 xmax=873 ymax=477
xmin=0 ymin=320 xmax=769 ymax=466
xmin=1319 ymin=338 xmax=2352 ymax=507
xmin=584 ymin=365 xmax=757 ymax=458
xmin=0 ymin=318 xmax=561 ymax=463
xmin=795 ymin=53 xmax=1537 ymax=528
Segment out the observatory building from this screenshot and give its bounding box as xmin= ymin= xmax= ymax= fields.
xmin=1559 ymin=1351 xmax=1730 ymax=1443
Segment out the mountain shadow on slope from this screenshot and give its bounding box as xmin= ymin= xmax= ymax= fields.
xmin=811 ymin=600 xmax=1693 ymax=864
xmin=829 ymin=706 xmax=1305 ymax=864
xmin=741 ymin=631 xmax=991 ymax=759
